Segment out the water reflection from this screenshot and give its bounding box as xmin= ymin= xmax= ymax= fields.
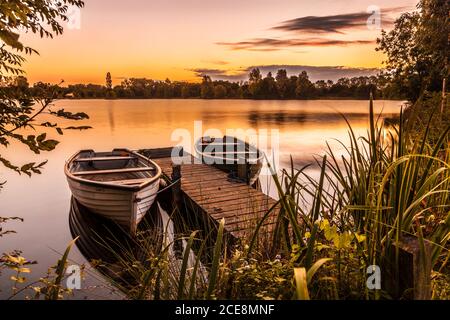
xmin=106 ymin=101 xmax=116 ymax=133
xmin=69 ymin=197 xmax=163 ymax=285
xmin=69 ymin=191 xmax=207 ymax=296
xmin=247 ymin=111 xmax=399 ymax=126
xmin=248 ymin=111 xmax=307 ymax=125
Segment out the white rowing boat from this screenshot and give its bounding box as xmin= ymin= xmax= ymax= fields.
xmin=194 ymin=136 xmax=264 ymax=186
xmin=65 ymin=148 xmax=162 ymax=234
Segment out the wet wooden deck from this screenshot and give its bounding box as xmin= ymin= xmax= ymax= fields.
xmin=143 ymin=148 xmax=279 ymax=239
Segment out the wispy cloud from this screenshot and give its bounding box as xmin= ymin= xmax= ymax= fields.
xmin=201 ymin=60 xmax=230 ymax=65
xmin=190 ymin=68 xmax=246 ymax=81
xmin=217 ymin=38 xmax=374 ymax=51
xmin=272 ymin=7 xmax=407 ymax=34
xmin=217 ymin=6 xmax=411 ymax=52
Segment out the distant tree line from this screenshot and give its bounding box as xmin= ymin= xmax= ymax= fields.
xmin=20 ymin=69 xmax=405 ymax=100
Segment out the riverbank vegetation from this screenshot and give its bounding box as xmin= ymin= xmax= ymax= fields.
xmin=90 ymin=95 xmax=448 ymax=300
xmin=20 ymin=72 xmax=399 ymax=101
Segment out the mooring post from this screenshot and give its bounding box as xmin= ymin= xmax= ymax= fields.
xmin=171 ymin=164 xmax=182 ymax=212
xmin=384 ymin=236 xmax=432 ymax=300
xmin=237 ymin=160 xmax=249 ymax=184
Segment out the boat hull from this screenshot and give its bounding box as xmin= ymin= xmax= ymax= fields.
xmin=65 ymin=149 xmax=162 ymax=234
xmin=195 ymin=136 xmax=264 ymax=186
xmin=67 ymin=176 xmax=159 ymax=233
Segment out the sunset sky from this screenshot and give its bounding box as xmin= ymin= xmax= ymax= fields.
xmin=21 ymin=0 xmax=418 ymax=85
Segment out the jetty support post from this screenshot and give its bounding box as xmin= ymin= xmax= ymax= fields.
xmin=237 ymin=160 xmax=249 ymax=184
xmin=383 ymin=236 xmax=432 ymax=300
xmin=171 ymin=164 xmax=182 ymax=212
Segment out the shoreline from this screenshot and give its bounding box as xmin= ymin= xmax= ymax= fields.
xmin=58 ymin=97 xmax=407 ymax=102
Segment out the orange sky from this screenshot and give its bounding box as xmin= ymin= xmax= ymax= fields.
xmin=20 ymin=0 xmax=418 ymax=85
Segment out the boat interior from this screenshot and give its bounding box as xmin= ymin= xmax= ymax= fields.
xmin=198 ymin=136 xmax=261 ymax=162
xmin=70 ymin=149 xmax=157 ymax=185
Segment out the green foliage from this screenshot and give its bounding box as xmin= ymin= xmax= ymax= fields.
xmin=200 ymin=76 xmax=214 ymax=99
xmin=205 ymin=219 xmax=224 ymax=299
xmin=0 ymin=252 xmax=36 ymax=295
xmin=40 ymin=237 xmax=79 ymax=300
xmin=376 ymin=0 xmax=448 ymax=101
xmin=0 ymin=81 xmax=90 ymax=176
xmin=242 ymin=97 xmax=448 ymax=299
xmin=431 ymin=271 xmax=450 ymax=299
xmin=1 ymin=0 xmax=89 ymax=177
xmin=294 ymin=259 xmax=331 ymax=300
xmin=0 ymin=216 xmax=23 ymax=237
xmin=0 ymin=0 xmax=85 ymax=76
xmin=49 ymin=72 xmax=388 ymax=100
xmin=0 ymin=239 xmax=79 ymax=300
xmin=106 ymin=72 xmax=112 ymax=90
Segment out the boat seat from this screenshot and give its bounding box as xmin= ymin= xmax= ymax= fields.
xmin=74 ymin=156 xmax=136 ymax=162
xmin=112 ymin=178 xmax=150 ymax=185
xmin=199 ymin=142 xmax=240 ymax=146
xmin=204 ymin=151 xmax=258 ymax=155
xmin=73 ymin=167 xmax=156 ymax=176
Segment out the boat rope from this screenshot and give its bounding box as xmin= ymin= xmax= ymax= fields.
xmin=155 ymin=177 xmax=181 ymax=195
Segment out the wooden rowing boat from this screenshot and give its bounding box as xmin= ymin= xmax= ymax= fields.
xmin=194 ymin=136 xmax=264 ymax=186
xmin=65 ymin=148 xmax=162 ymax=234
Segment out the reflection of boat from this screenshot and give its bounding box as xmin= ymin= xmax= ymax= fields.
xmin=194 ymin=136 xmax=264 ymax=186
xmin=65 ymin=149 xmax=162 ymax=234
xmin=69 ymin=197 xmax=163 ymax=284
xmin=70 ymin=196 xmax=209 ymax=297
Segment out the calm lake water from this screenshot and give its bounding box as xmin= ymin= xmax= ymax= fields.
xmin=0 ymin=99 xmax=404 ymax=299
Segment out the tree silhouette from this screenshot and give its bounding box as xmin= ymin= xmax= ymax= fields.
xmin=106 ymin=72 xmax=112 ymax=90
xmin=376 ymin=0 xmax=449 ymax=101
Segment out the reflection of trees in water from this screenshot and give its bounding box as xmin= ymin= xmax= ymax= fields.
xmin=106 ymin=102 xmax=115 ymax=132
xmin=248 ymin=111 xmax=307 ymax=126
xmin=247 ymin=111 xmax=398 ymax=126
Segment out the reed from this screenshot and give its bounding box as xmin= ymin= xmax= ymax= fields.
xmin=93 ymin=97 xmax=449 ymax=300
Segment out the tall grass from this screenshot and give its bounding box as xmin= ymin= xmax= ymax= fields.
xmin=250 ymin=96 xmax=450 ymax=299
xmin=91 ymin=97 xmax=449 ymax=300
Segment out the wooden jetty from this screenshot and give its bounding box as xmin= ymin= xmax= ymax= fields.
xmin=140 ymin=147 xmax=279 ymax=240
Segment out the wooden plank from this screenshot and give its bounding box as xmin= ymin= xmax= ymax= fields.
xmin=181 ymin=165 xmax=225 ymax=172
xmin=189 ymin=190 xmax=268 ymax=205
xmin=181 ymin=176 xmax=233 ymax=185
xmin=183 ymin=184 xmax=255 ymax=197
xmin=151 ymin=154 xmax=278 ymax=241
xmin=199 ymin=142 xmax=240 ymax=146
xmin=200 ymin=197 xmax=272 ymax=214
xmin=73 ymin=167 xmax=156 ymax=176
xmin=202 ymin=151 xmax=257 ymax=155
xmin=182 ymin=175 xmax=251 ymax=185
xmin=210 ymin=204 xmax=278 ymax=220
xmin=183 ymin=182 xmax=253 ymax=193
xmin=74 ymin=156 xmax=136 ymax=162
xmin=180 ymin=167 xmax=229 ymax=176
xmin=181 ymin=173 xmax=230 ymax=183
xmin=113 ymin=178 xmax=149 ymax=185
xmin=140 ymin=147 xmax=182 ymax=159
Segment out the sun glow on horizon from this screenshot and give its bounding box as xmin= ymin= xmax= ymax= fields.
xmin=20 ymin=0 xmax=418 ymax=85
